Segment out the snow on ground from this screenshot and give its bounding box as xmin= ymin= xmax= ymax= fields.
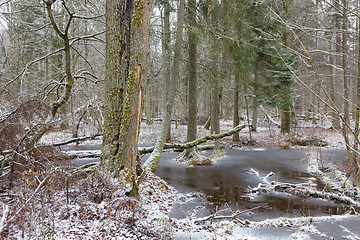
xmin=4 ymin=168 xmax=178 ymax=239
xmin=3 ymin=118 xmax=355 ymax=239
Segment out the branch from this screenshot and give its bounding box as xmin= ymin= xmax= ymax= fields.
xmin=52 ymin=133 xmax=102 ymax=147
xmin=45 ymin=0 xmax=65 ymax=38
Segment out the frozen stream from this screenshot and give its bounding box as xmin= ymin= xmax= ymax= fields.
xmin=150 ymin=147 xmax=353 ymax=220
xmin=62 ymin=145 xmax=360 ymax=239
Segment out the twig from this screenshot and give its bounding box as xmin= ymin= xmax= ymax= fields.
xmin=194 ymin=206 xmax=261 ymax=225
xmin=0 ymin=175 xmax=49 ymax=234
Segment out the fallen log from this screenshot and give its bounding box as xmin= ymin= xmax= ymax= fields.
xmin=249 ymin=181 xmax=360 ymax=208
xmin=139 ymin=124 xmax=247 ymax=155
xmin=59 ymin=125 xmax=246 ymax=158
xmin=259 ymin=105 xmax=280 ymax=127
xmin=52 ymin=133 xmax=102 ymax=147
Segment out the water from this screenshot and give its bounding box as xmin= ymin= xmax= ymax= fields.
xmin=63 ymin=144 xmax=352 ymax=220
xmin=151 ymin=147 xmax=353 ymax=220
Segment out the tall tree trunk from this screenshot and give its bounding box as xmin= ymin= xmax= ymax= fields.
xmin=341 ymin=0 xmax=352 ymax=178
xmin=333 ymin=0 xmax=342 ymax=129
xmin=210 ymin=45 xmax=221 ymax=152
xmin=330 ymin=35 xmax=338 ymax=127
xmin=233 ymin=72 xmax=240 ymax=142
xmin=252 ymin=67 xmax=259 ymax=132
xmin=116 ymin=0 xmax=155 ymax=191
xmin=162 ymin=0 xmax=172 ymax=142
xmin=144 ymin=0 xmax=185 ymax=171
xmin=279 ymin=0 xmax=293 ymax=134
xmin=101 ymin=0 xmax=134 ymax=177
xmin=353 ymin=2 xmax=360 ymax=187
xmin=183 ymin=0 xmax=199 ymax=158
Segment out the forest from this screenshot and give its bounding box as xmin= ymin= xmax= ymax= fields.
xmin=1 ymin=0 xmax=360 ymax=239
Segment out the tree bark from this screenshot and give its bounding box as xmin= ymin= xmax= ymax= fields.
xmin=279 ymin=0 xmax=292 ymax=135
xmin=341 ymin=0 xmax=352 ymax=178
xmin=144 ymin=0 xmax=185 ymax=172
xmin=353 ymin=3 xmax=360 ymax=187
xmin=252 ymin=67 xmax=259 ymax=132
xmin=210 ymin=37 xmax=221 ymax=152
xmin=233 ymin=72 xmax=240 ymax=142
xmin=183 ymin=0 xmax=199 ymax=158
xmin=101 ymin=0 xmax=134 ymax=177
xmin=333 ymin=0 xmax=342 ymax=129
xmin=163 ymin=0 xmax=172 ymax=142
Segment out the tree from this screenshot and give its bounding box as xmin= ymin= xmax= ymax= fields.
xmin=162 ymin=0 xmax=172 ymax=142
xmin=101 ymin=0 xmax=134 ymax=179
xmin=181 ymin=0 xmax=200 ymax=159
xmin=144 ymin=0 xmax=186 ymax=172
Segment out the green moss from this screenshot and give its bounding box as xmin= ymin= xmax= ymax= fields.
xmin=132 ymin=0 xmax=145 ymax=32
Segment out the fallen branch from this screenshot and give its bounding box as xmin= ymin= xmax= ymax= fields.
xmin=52 ymin=133 xmax=102 ymax=147
xmin=259 ymin=105 xmax=280 ymax=127
xmin=249 ymin=181 xmax=360 ymax=207
xmin=140 ymin=124 xmax=246 ymax=155
xmin=194 ymin=206 xmax=261 ymax=225
xmin=250 ymin=213 xmax=358 ymax=228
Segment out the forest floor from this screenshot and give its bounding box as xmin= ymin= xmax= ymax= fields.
xmin=137 ymin=119 xmax=346 ymax=149
xmin=3 ymin=119 xmax=357 ymax=239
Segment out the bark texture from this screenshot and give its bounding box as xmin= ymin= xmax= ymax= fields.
xmin=353 ymin=4 xmax=360 ymax=187
xmin=163 ymin=0 xmax=172 ymax=142
xmin=279 ymin=0 xmax=293 ymax=135
xmin=252 ymin=68 xmax=259 ymax=132
xmin=333 ymin=0 xmax=342 ymax=129
xmin=101 ymin=0 xmax=134 ymax=177
xmin=183 ymin=0 xmax=199 ymax=158
xmin=233 ymin=72 xmax=240 ymax=142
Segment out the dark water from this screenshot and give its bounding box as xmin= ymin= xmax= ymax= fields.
xmin=63 ymin=144 xmax=351 ymax=221
xmin=151 ymin=147 xmax=352 ymax=220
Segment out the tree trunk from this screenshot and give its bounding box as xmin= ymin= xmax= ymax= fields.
xmin=252 ymin=67 xmax=259 ymax=132
xmin=329 ymin=36 xmax=338 ymax=128
xmin=163 ymin=0 xmax=172 ymax=142
xmin=183 ymin=0 xmax=199 ymax=158
xmin=144 ymin=0 xmax=185 ymax=172
xmin=341 ymin=0 xmax=352 ymax=178
xmin=233 ymin=72 xmax=240 ymax=142
xmin=101 ymin=0 xmax=134 ymax=177
xmin=279 ymin=0 xmax=292 ymax=135
xmin=333 ymin=0 xmax=342 ymax=129
xmin=211 ymin=49 xmax=221 ymax=152
xmin=353 ymin=3 xmax=360 ymax=187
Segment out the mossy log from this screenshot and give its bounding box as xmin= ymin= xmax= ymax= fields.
xmin=139 ymin=124 xmax=246 ymax=155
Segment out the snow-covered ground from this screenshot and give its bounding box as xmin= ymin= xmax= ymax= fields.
xmin=3 ymin=119 xmax=358 ymax=239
